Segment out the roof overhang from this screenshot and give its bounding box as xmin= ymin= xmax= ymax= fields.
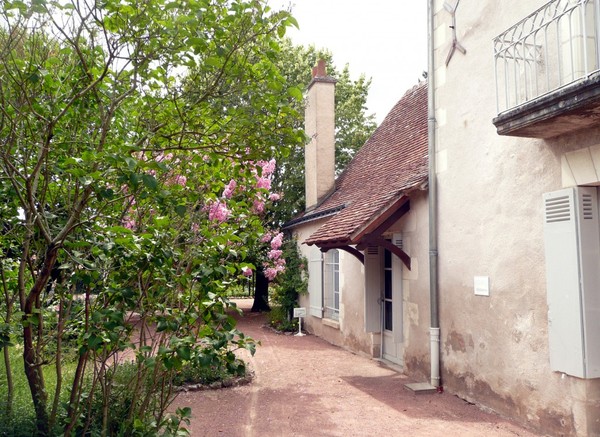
xmin=305 ymin=195 xmax=413 ymax=268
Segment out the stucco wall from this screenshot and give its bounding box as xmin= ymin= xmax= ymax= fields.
xmin=292 ymin=190 xmax=430 ymax=364
xmin=433 ymin=1 xmax=600 ymax=435
xmin=386 ymin=190 xmax=431 ymax=381
xmin=294 ymin=218 xmax=371 ymax=355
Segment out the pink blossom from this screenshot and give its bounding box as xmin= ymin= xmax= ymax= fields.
xmin=270 ymin=232 xmax=283 ymax=250
xmin=242 ymin=266 xmax=253 ymax=277
xmin=269 ymin=193 xmax=281 ymax=202
xmin=156 ymin=153 xmax=173 ymax=162
xmin=260 ymin=232 xmax=272 ymax=243
xmin=253 ymin=199 xmax=265 ymax=214
xmin=123 ymin=216 xmax=136 ymax=230
xmin=191 ymin=223 xmax=199 ymax=232
xmin=256 ymin=176 xmax=271 ymax=190
xmin=171 ymin=175 xmax=187 ymax=186
xmin=222 ymin=179 xmax=237 ymax=199
xmin=258 ymin=159 xmax=276 ymax=177
xmin=208 ymin=201 xmax=231 ymax=223
xmin=268 ymin=249 xmax=282 ymax=260
xmin=275 ymin=258 xmax=286 ymax=267
xmin=264 ymin=267 xmax=278 ymax=281
xmin=265 ymin=264 xmax=286 ymax=281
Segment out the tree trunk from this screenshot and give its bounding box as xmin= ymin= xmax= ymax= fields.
xmin=3 ymin=346 xmax=13 ymax=418
xmin=1 ymin=267 xmax=14 ymax=418
xmin=22 ymin=245 xmax=59 ymax=436
xmin=251 ymin=269 xmax=270 ymax=312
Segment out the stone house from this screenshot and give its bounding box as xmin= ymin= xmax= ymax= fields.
xmin=286 ymin=0 xmax=600 ymax=435
xmin=285 ymin=61 xmax=429 ymax=370
xmin=431 ymin=0 xmax=600 ymax=435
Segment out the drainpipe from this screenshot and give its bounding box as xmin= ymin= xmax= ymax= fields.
xmin=428 ymin=0 xmax=441 ymax=388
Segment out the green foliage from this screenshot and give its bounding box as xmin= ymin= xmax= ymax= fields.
xmin=0 ymin=347 xmax=78 ymax=436
xmin=268 ymin=305 xmax=297 ymax=332
xmin=0 ymin=0 xmax=302 ymax=434
xmin=269 ymin=236 xmax=308 ymax=324
xmin=172 ymin=357 xmax=247 ymax=387
xmin=77 ymin=362 xmax=194 ymax=436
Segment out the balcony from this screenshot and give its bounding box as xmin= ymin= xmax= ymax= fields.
xmin=493 ymin=0 xmax=600 ymax=138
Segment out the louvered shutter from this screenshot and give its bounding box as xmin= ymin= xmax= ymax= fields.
xmin=364 ymin=245 xmax=381 ymax=332
xmin=308 ymin=247 xmax=323 ymax=318
xmin=543 ymin=187 xmax=600 ymax=378
xmin=392 ymin=233 xmax=404 ymax=343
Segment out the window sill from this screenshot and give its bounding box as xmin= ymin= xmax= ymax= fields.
xmin=322 ymin=318 xmax=340 ymax=330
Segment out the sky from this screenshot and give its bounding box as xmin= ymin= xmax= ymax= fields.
xmin=282 ymin=1 xmax=428 ymax=124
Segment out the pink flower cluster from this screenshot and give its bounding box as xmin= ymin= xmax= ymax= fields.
xmin=205 ymin=158 xmax=281 ymax=223
xmin=262 ymin=231 xmax=286 ymax=281
xmin=222 ymin=179 xmax=237 ymax=199
xmin=250 ymin=159 xmax=282 ymax=214
xmin=207 ymin=200 xmax=231 ymax=223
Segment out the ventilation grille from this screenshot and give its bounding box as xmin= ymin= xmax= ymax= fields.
xmin=366 ymin=245 xmax=378 ymax=255
xmin=582 ymin=193 xmax=594 ymax=220
xmin=393 ymin=236 xmax=403 ymax=249
xmin=545 ymin=195 xmax=572 ymax=223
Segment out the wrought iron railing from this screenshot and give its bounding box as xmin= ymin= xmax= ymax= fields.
xmin=494 ymin=0 xmax=600 ymax=114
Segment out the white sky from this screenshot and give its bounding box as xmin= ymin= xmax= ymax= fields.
xmin=283 ymin=1 xmax=428 ymax=124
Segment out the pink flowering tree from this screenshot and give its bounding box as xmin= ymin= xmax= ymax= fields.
xmin=0 ymin=0 xmax=304 ymax=434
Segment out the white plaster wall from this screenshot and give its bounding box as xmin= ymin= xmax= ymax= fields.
xmin=433 ymin=0 xmax=600 ymax=435
xmin=386 ymin=190 xmax=431 ymax=379
xmin=293 ymin=219 xmax=368 ymax=354
xmin=293 ymin=190 xmax=430 ymax=363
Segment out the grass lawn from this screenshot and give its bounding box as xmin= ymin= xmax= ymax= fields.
xmin=0 ymin=345 xmax=77 ymax=436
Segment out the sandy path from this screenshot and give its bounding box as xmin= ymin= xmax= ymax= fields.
xmin=172 ymin=299 xmax=542 ymax=437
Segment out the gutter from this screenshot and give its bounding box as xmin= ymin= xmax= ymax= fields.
xmin=427 ymin=0 xmax=441 ymax=389
xmin=407 ymin=0 xmax=440 ymax=394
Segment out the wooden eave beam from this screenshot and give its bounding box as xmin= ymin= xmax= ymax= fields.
xmin=318 ymin=243 xmax=364 ymax=265
xmin=352 ymin=196 xmax=410 ymax=243
xmin=359 ymin=237 xmax=411 ymax=270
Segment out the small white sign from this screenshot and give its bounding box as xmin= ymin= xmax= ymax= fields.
xmin=474 ymin=276 xmax=490 ymax=296
xmin=293 ymin=307 xmax=307 ymax=318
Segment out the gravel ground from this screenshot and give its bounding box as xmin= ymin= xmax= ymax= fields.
xmin=172 ymin=299 xmax=544 ymax=437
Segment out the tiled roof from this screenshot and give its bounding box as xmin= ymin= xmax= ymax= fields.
xmin=302 ymin=82 xmax=428 ymax=246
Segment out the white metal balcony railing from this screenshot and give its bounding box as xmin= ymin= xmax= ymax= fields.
xmin=494 ymin=0 xmax=600 ymax=114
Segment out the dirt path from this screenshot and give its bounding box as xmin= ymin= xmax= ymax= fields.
xmin=173 ymin=299 xmax=543 ymax=437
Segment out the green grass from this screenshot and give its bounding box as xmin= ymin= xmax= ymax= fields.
xmin=0 ymin=344 xmax=77 ymax=436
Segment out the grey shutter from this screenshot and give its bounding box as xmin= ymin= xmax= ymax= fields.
xmin=308 ymin=247 xmax=323 ymax=318
xmin=392 ymin=233 xmax=404 ymax=343
xmin=364 ymin=245 xmax=381 ymax=332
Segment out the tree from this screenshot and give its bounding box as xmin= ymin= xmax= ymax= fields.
xmin=0 ymin=0 xmax=301 ymax=434
xmin=250 ymin=40 xmax=377 ymax=312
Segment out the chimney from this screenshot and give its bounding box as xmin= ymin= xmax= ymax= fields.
xmin=305 ymin=59 xmax=336 ymax=210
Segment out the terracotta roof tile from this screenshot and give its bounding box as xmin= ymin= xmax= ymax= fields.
xmin=303 ymin=82 xmax=428 ymax=246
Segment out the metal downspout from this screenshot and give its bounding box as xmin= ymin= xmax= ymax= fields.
xmin=428 ymin=0 xmax=441 ymax=388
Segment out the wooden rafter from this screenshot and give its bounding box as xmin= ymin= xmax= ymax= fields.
xmin=319 ymin=244 xmax=365 ymax=265
xmin=351 ymin=196 xmax=410 ymax=243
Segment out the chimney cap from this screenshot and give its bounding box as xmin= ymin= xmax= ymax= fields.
xmin=312 ymin=59 xmax=327 ymax=78
xmin=308 ymin=59 xmax=337 ymax=89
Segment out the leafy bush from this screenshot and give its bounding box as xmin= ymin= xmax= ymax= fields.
xmin=172 ymin=357 xmax=247 ymax=387
xmin=270 ymin=236 xmax=308 ymax=319
xmin=268 ymin=305 xmax=298 ymax=332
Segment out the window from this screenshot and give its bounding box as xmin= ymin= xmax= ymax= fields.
xmin=324 ymin=249 xmax=340 ymax=320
